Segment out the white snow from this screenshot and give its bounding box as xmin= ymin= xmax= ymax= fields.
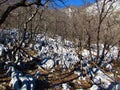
xmin=8 ymin=66 xmax=35 ymax=90
xmin=62 ymin=83 xmax=70 ymax=90
xmin=90 ymin=84 xmax=100 ymax=90
xmin=41 ymin=59 xmax=54 ymax=69
xmin=0 ymin=29 xmax=120 ymax=89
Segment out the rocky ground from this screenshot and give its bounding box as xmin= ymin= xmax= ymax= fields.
xmin=0 ymin=29 xmax=120 ymax=90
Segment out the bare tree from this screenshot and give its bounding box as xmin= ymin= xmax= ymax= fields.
xmin=0 ymin=0 xmax=51 ymax=26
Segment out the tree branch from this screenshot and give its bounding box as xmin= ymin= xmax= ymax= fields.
xmin=0 ymin=0 xmax=26 ymax=25
xmin=0 ymin=0 xmax=48 ymax=26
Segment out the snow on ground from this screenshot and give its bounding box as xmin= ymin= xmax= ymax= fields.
xmin=0 ymin=29 xmax=120 ymax=89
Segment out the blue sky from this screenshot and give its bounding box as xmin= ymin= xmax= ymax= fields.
xmin=65 ymin=0 xmax=95 ymax=6
xmin=54 ymin=0 xmax=96 ymax=8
